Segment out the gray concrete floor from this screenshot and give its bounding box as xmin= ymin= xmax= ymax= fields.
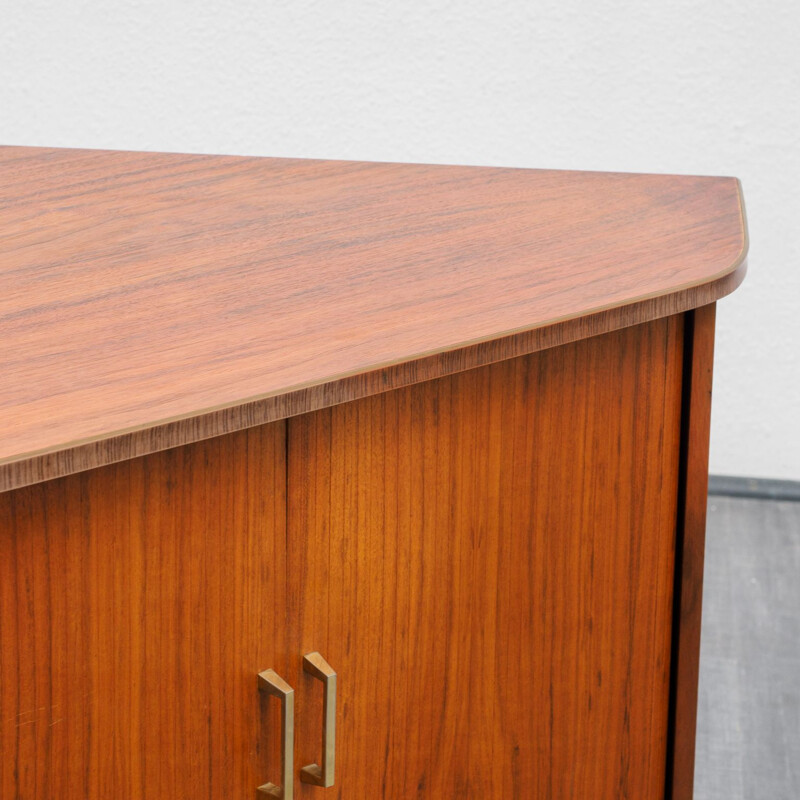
xmin=695 ymin=495 xmax=800 ymax=799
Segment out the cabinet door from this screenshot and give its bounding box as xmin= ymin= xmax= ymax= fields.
xmin=0 ymin=423 xmax=288 ymax=800
xmin=287 ymin=317 xmax=684 ymax=799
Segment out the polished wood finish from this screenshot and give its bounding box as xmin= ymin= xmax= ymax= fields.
xmin=288 ymin=317 xmax=684 ymax=798
xmin=0 ymin=146 xmax=747 ymax=492
xmin=667 ymin=304 xmax=717 ymax=800
xmin=0 ymin=423 xmax=287 ymax=800
xmin=0 ymin=149 xmax=747 ymax=799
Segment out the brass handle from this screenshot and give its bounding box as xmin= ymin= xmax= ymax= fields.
xmin=258 ymin=669 xmax=295 ymax=799
xmin=300 ymin=652 xmax=337 ymax=788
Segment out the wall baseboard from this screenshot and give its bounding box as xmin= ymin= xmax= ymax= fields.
xmin=708 ymin=475 xmax=800 ymax=502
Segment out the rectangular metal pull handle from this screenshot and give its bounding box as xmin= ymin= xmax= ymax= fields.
xmin=258 ymin=669 xmax=295 ymax=799
xmin=300 ymin=652 xmax=336 ymax=788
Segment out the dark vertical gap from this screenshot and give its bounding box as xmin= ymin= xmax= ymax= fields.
xmin=664 ymin=309 xmax=696 ymax=800
xmin=284 ymin=419 xmax=290 ymax=635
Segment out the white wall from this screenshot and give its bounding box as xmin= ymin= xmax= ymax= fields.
xmin=1 ymin=0 xmax=798 ymax=480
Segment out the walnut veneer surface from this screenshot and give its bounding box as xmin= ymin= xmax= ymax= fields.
xmin=0 ymin=148 xmax=747 ymax=800
xmin=0 ymin=146 xmax=746 ymax=491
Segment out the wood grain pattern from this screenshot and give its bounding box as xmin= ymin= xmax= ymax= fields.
xmin=667 ymin=303 xmax=717 ymax=800
xmin=0 ymin=146 xmax=746 ymax=492
xmin=0 ymin=422 xmax=287 ymax=800
xmin=288 ymin=316 xmax=685 ymax=799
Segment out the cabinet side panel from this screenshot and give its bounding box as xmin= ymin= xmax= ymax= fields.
xmin=0 ymin=422 xmax=287 ymax=800
xmin=288 ymin=317 xmax=685 ymax=799
xmin=667 ymin=304 xmax=717 ymax=800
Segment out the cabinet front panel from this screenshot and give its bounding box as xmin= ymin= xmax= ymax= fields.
xmin=0 ymin=423 xmax=287 ymax=800
xmin=288 ymin=317 xmax=684 ymax=799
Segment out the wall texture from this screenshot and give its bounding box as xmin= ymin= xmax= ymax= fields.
xmin=1 ymin=0 xmax=797 ymax=479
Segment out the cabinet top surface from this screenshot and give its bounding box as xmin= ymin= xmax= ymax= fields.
xmin=0 ymin=146 xmax=747 ymax=490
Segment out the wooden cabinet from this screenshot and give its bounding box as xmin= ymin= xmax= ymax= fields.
xmin=0 ymin=146 xmax=747 ymax=799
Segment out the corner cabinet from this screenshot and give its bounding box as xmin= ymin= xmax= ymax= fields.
xmin=0 ymin=147 xmax=747 ymax=800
